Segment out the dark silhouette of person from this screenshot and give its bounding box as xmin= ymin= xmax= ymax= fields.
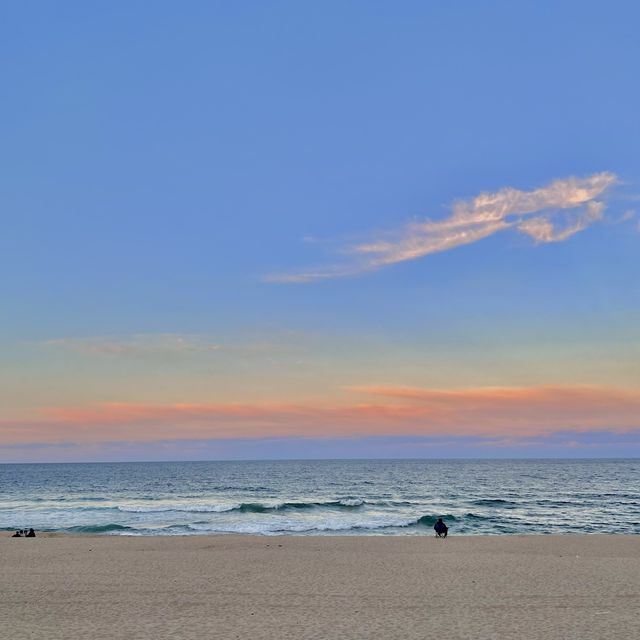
xmin=434 ymin=518 xmax=448 ymax=538
xmin=25 ymin=528 xmax=36 ymax=537
xmin=11 ymin=530 xmax=22 ymax=537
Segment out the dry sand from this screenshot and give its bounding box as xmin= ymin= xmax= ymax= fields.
xmin=1 ymin=534 xmax=639 ymax=639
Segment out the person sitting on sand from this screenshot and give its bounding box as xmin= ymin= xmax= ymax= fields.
xmin=26 ymin=528 xmax=36 ymax=537
xmin=434 ymin=518 xmax=448 ymax=538
xmin=11 ymin=530 xmax=22 ymax=537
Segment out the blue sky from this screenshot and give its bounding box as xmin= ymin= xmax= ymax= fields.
xmin=1 ymin=1 xmax=639 ymax=461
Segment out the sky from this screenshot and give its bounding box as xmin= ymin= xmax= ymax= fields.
xmin=1 ymin=1 xmax=639 ymax=462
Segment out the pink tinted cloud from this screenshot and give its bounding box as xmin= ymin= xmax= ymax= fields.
xmin=348 ymin=384 xmax=640 ymax=431
xmin=2 ymin=385 xmax=640 ymax=447
xmin=267 ymin=172 xmax=617 ymax=282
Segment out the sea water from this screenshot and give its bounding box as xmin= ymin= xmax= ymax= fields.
xmin=1 ymin=459 xmax=638 ymax=535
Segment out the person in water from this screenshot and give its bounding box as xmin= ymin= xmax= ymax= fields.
xmin=434 ymin=518 xmax=448 ymax=538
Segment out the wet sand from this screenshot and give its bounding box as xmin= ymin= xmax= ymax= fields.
xmin=1 ymin=534 xmax=639 ymax=639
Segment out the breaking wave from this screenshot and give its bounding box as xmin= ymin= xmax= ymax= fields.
xmin=114 ymin=498 xmax=409 ymax=515
xmin=63 ymin=523 xmax=134 ymax=534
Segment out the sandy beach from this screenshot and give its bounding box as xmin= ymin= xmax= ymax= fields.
xmin=1 ymin=534 xmax=638 ymax=639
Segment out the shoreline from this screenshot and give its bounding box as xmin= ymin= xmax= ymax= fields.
xmin=3 ymin=534 xmax=639 ymax=639
xmin=7 ymin=531 xmax=640 ymax=538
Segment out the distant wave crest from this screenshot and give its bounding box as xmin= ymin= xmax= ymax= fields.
xmin=115 ymin=498 xmax=408 ymax=515
xmin=64 ymin=523 xmax=134 ymax=534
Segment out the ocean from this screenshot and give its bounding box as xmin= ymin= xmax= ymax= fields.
xmin=1 ymin=459 xmax=638 ymax=536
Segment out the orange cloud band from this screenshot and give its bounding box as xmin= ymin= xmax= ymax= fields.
xmin=2 ymin=385 xmax=640 ymax=447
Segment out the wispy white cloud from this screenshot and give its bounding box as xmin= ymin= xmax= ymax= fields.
xmin=44 ymin=334 xmax=278 ymax=358
xmin=263 ymin=265 xmax=364 ymax=284
xmin=518 ymin=200 xmax=605 ymax=243
xmin=618 ymin=209 xmax=636 ymax=224
xmin=267 ymin=172 xmax=617 ymax=282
